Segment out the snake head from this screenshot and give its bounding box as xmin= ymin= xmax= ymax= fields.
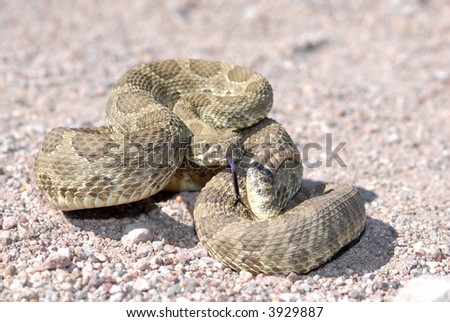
xmin=245 ymin=143 xmax=303 ymax=220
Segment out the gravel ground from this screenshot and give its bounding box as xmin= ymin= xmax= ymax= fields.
xmin=1 ymin=0 xmax=449 ymax=302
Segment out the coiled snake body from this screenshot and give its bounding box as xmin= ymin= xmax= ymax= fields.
xmin=34 ymin=59 xmax=366 ymax=275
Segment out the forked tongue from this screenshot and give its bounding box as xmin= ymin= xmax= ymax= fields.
xmin=226 ymin=154 xmax=243 ymax=207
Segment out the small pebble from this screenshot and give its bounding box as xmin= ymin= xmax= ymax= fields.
xmin=4 ymin=265 xmax=18 ymax=276
xmin=133 ymin=278 xmax=151 ymax=292
xmin=35 ymin=253 xmax=72 ymax=272
xmin=121 ymin=228 xmax=152 ymax=247
xmin=136 ymin=244 xmax=152 ymax=258
xmin=110 ymin=292 xmax=125 ymax=302
xmin=395 ymin=276 xmax=450 ymax=301
xmin=430 ymin=246 xmax=444 ymax=261
xmin=413 ymin=241 xmax=428 ymax=256
xmin=335 ymin=277 xmax=345 ymax=286
xmin=0 ymin=231 xmax=12 ymax=246
xmin=133 ymin=259 xmax=150 ymax=271
xmin=2 ymin=217 xmax=17 ymax=230
xmin=300 ymin=283 xmax=311 ymax=293
xmin=239 ymin=270 xmax=254 ymax=282
xmin=286 ymin=272 xmax=298 ymax=282
xmin=426 ymin=261 xmax=440 ymax=269
xmin=163 ymin=244 xmax=176 ymax=253
xmin=149 ymin=255 xmax=164 ymax=269
xmin=152 ymin=240 xmax=165 ymax=252
xmin=109 ymin=284 xmax=122 ymax=294
xmin=193 ymin=248 xmax=208 ymax=258
xmin=94 ymin=252 xmax=108 ymax=262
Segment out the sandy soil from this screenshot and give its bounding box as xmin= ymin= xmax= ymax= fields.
xmin=1 ymin=0 xmax=449 ymax=301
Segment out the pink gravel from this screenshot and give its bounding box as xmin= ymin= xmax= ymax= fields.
xmin=1 ymin=0 xmax=449 ymax=301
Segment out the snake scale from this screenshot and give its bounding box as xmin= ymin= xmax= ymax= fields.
xmin=34 ymin=59 xmax=366 ymax=275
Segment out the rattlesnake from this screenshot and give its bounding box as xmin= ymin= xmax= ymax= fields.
xmin=34 ymin=59 xmax=366 ymax=275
